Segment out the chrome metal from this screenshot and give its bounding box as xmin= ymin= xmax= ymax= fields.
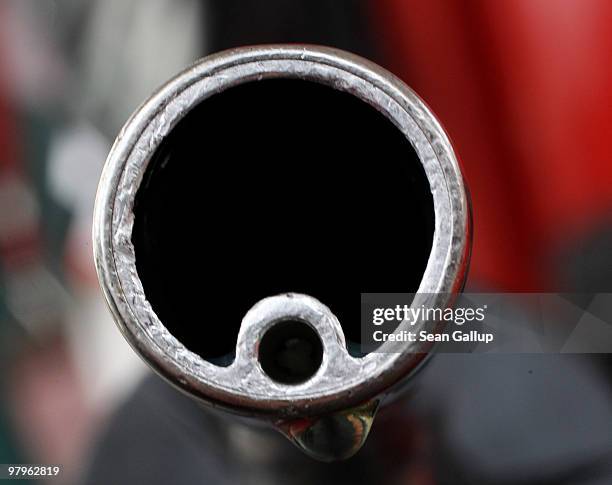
xmin=93 ymin=44 xmax=471 ymax=459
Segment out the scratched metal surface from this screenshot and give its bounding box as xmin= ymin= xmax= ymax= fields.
xmin=92 ymin=45 xmax=471 ymax=419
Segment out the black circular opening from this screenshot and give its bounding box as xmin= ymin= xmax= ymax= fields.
xmin=258 ymin=320 xmax=323 ymax=384
xmin=131 ymin=78 xmax=435 ymax=364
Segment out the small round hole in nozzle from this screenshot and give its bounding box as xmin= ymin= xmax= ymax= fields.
xmin=258 ymin=320 xmax=323 ymax=384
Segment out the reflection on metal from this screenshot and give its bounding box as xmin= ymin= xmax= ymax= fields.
xmin=93 ymin=45 xmax=471 ymax=460
xmin=277 ymin=399 xmax=379 ymax=461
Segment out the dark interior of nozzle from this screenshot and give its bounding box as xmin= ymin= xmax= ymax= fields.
xmin=132 ymin=78 xmax=435 ymax=365
xmin=258 ymin=320 xmax=323 ymax=384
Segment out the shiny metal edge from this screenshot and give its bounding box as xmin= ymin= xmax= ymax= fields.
xmin=92 ymin=45 xmax=471 ymax=418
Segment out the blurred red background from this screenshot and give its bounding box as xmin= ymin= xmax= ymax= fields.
xmin=376 ymin=0 xmax=612 ymax=290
